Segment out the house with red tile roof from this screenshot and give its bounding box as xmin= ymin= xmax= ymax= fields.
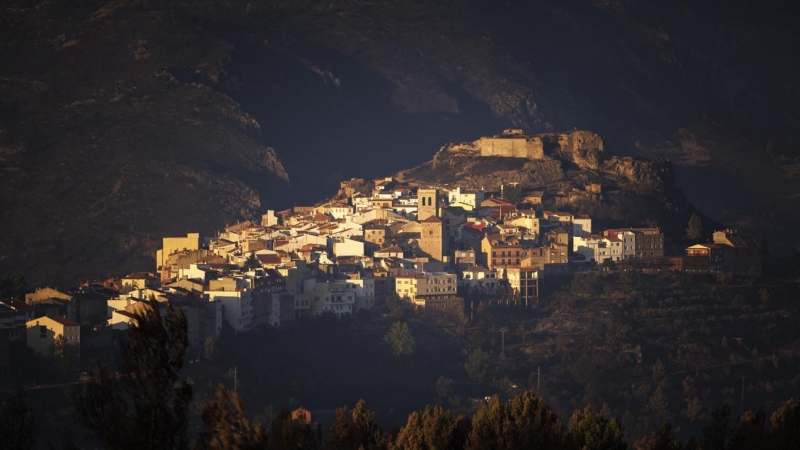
xmin=25 ymin=315 xmax=80 ymax=357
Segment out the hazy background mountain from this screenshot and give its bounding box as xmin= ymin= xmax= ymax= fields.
xmin=2 ymin=0 xmax=799 ymax=284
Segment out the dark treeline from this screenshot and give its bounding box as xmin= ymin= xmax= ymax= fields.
xmin=3 ymin=297 xmax=798 ymax=450
xmin=194 ymin=390 xmax=800 ymax=450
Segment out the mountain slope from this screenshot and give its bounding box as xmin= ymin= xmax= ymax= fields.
xmin=2 ymin=0 xmax=800 ymax=283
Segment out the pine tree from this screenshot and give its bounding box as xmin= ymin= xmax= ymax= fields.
xmin=729 ymin=410 xmax=766 ymax=450
xmin=568 ymin=405 xmax=627 ymax=450
xmin=684 ymin=397 xmax=703 ymax=423
xmin=467 ymin=392 xmax=566 ymax=450
xmin=768 ymin=399 xmax=800 ymax=450
xmin=648 ymin=387 xmax=670 ymax=422
xmin=0 ymin=390 xmax=39 ymax=450
xmin=269 ymin=407 xmax=294 ymax=450
xmin=73 ymin=297 xmax=193 ymax=450
xmin=435 ymin=375 xmax=454 ymax=406
xmin=390 ymin=405 xmax=470 ymax=450
xmin=328 ymin=399 xmax=384 ymax=450
xmin=634 ymin=422 xmax=684 ymax=450
xmin=49 ymin=334 xmax=79 ymax=376
xmin=384 ymin=322 xmax=415 ymax=357
xmin=700 ymin=404 xmax=731 ymax=450
xmin=244 ymin=252 xmax=261 ymax=270
xmin=686 ymin=213 xmax=703 ymax=240
xmin=196 ymin=384 xmax=266 ymax=450
xmin=464 ymin=348 xmax=492 ymax=383
xmin=0 ymin=272 xmax=28 ymax=300
xmin=204 ymin=333 xmax=221 ymax=361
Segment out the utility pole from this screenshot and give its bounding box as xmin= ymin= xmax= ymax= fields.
xmin=740 ymin=375 xmax=745 ymax=414
xmin=500 ymin=327 xmax=508 ymax=356
xmin=537 ymin=366 xmax=541 ymax=394
xmin=234 ymin=366 xmax=238 ymax=394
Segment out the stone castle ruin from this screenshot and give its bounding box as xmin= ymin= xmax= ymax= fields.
xmin=472 ymin=129 xmax=604 ymax=161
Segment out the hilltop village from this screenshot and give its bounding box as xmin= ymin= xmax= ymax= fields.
xmin=0 ymin=165 xmax=763 ymax=367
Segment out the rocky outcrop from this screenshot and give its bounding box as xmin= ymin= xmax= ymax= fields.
xmin=423 ymin=130 xmax=665 ymax=192
xmin=400 ymin=130 xmax=685 ymax=227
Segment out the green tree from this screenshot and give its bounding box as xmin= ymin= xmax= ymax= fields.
xmin=268 ymin=407 xmax=294 ymax=450
xmin=196 ymin=384 xmax=266 ymax=450
xmin=634 ymin=422 xmax=683 ymax=450
xmin=384 ymin=322 xmax=416 ymax=357
xmin=0 ymin=272 xmax=28 ymax=300
xmin=467 ymin=392 xmax=567 ymax=450
xmin=390 ymin=405 xmax=470 ymax=450
xmin=464 ymin=348 xmax=492 ymax=384
xmin=435 ymin=375 xmax=454 ymax=406
xmin=729 ymin=409 xmax=767 ymax=450
xmin=328 ymin=399 xmax=384 ymax=450
xmin=49 ymin=334 xmax=79 ymax=376
xmin=648 ymin=387 xmax=670 ymax=422
xmin=204 ymin=333 xmax=221 ymax=362
xmin=684 ymin=397 xmax=703 ymax=423
xmin=244 ymin=252 xmax=261 ymax=270
xmin=686 ymin=213 xmax=703 ymax=240
xmin=0 ymin=390 xmax=38 ymax=450
xmin=73 ymin=298 xmax=193 ymax=450
xmin=568 ymin=405 xmax=628 ymax=450
xmin=501 ymin=184 xmax=522 ymax=204
xmin=700 ymin=404 xmax=731 ymax=450
xmin=769 ymin=398 xmax=800 ymax=450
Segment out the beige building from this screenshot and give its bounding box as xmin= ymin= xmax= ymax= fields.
xmin=25 ymin=315 xmax=80 ymax=357
xmin=507 ymin=213 xmax=540 ymax=236
xmin=417 ymin=188 xmax=438 ymax=220
xmin=364 ymin=223 xmax=388 ymax=246
xmin=25 ymin=287 xmax=72 ymax=304
xmin=604 ymin=228 xmax=664 ymax=259
xmin=395 ymin=272 xmax=457 ymax=304
xmin=156 ymin=233 xmax=201 ymax=273
xmin=506 ymin=267 xmax=540 ymax=307
xmin=121 ymin=272 xmax=159 ymax=290
xmin=482 ymin=233 xmax=530 ymax=270
xmin=419 ymin=216 xmax=448 ymax=262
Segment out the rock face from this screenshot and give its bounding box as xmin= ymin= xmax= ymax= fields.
xmin=0 ymin=2 xmax=291 ymax=285
xmin=427 ymin=130 xmax=651 ymax=190
xmin=401 ymin=130 xmax=685 ymax=228
xmin=2 ymin=0 xmax=800 ymax=284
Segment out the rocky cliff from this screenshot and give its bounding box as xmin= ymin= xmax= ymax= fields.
xmin=0 ymin=1 xmax=291 ymax=285
xmin=400 ymin=130 xmax=685 ymax=229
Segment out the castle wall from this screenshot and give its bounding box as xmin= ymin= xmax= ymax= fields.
xmin=477 ymin=137 xmax=544 ymax=159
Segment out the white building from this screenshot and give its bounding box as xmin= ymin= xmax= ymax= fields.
xmin=448 ymin=187 xmax=485 ymax=211
xmin=573 ymin=216 xmax=592 ymax=237
xmin=573 ymin=235 xmax=622 ymax=263
xmin=459 ymin=266 xmax=499 ymax=294
xmin=332 ymin=238 xmax=365 ymax=257
xmin=179 ymin=263 xmax=216 ymax=282
xmin=321 ymin=285 xmax=355 ymax=318
xmin=206 ymin=289 xmax=254 ymax=332
xmin=395 ymin=272 xmax=457 ymax=304
xmin=344 ymin=278 xmax=376 ymax=312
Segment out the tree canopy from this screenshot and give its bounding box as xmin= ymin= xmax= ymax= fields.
xmin=686 ymin=212 xmax=703 ymax=240
xmin=384 ymin=321 xmax=416 ymax=357
xmin=73 ymin=297 xmax=193 ymax=450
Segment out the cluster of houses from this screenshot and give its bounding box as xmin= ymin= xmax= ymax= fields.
xmin=0 ymin=177 xmax=763 ymax=373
